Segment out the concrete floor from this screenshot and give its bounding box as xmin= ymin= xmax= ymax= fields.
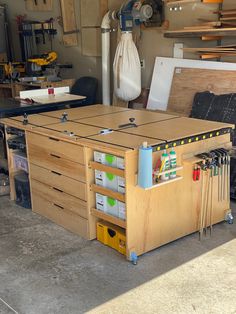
xmin=0 ymin=197 xmax=235 ymax=314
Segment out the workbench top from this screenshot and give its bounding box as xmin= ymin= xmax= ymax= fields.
xmin=0 ymin=95 xmax=86 ymax=119
xmin=1 ymin=104 xmax=234 ymax=151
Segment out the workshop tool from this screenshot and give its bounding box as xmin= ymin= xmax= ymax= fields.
xmin=60 ymin=112 xmax=68 ymax=123
xmin=197 ymin=152 xmax=217 ymax=238
xmin=199 ymin=162 xmax=207 ymax=240
xmin=193 ymin=164 xmax=201 ymax=181
xmin=213 ymin=150 xmax=222 ymax=202
xmin=220 ymin=148 xmax=230 ymax=202
xmin=119 ymin=118 xmax=137 ymax=129
xmin=23 ymin=113 xmax=28 ymax=125
xmin=193 ymin=164 xmax=198 ymax=181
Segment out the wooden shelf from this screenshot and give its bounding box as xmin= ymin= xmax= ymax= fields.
xmin=91 ymin=208 xmax=126 ymax=229
xmin=154 ymin=165 xmax=183 ymax=176
xmin=90 ymin=184 xmax=126 ymax=203
xmin=165 ymin=0 xmax=223 ymax=6
xmin=89 ymin=161 xmax=125 ymax=178
xmin=164 ymin=28 xmax=236 ymax=38
xmin=183 ymin=156 xmax=204 ymax=164
xmin=140 ymin=176 xmax=183 ymax=190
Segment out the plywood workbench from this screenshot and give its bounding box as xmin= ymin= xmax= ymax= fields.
xmin=1 ymin=105 xmax=234 ymax=260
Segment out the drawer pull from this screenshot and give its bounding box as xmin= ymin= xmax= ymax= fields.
xmin=53 ymin=203 xmax=64 ymax=210
xmin=53 ymin=187 xmax=64 ymax=193
xmin=49 ymin=137 xmax=60 ymax=142
xmin=51 ymin=170 xmax=62 ymax=176
xmin=50 ymin=153 xmax=61 ymax=159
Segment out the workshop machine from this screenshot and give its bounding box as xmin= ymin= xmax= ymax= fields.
xmin=24 ymin=51 xmax=72 ymax=81
xmin=26 ymin=51 xmax=58 ymax=76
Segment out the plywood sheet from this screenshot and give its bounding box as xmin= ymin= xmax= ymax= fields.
xmin=46 ymin=121 xmax=101 ymax=137
xmin=62 ymin=34 xmax=78 ymax=47
xmin=121 ymin=117 xmax=233 ymax=142
xmin=87 ymin=132 xmax=163 ymax=149
xmin=25 ymin=0 xmax=53 ymax=11
xmin=31 ymin=94 xmax=85 ymax=105
xmin=60 ymin=0 xmax=78 ymax=46
xmin=81 ymin=28 xmax=101 ymax=57
xmin=41 ymin=104 xmax=129 ymax=119
xmin=10 ymin=115 xmax=59 ymax=127
xmin=147 ymin=57 xmax=236 ymax=111
xmin=81 ymin=0 xmax=108 ymax=27
xmin=76 ymin=109 xmax=177 ymax=129
xmin=168 ymin=68 xmax=236 ymax=116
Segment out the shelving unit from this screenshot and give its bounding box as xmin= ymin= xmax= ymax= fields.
xmin=165 ymin=0 xmax=223 ymax=7
xmin=89 ymin=161 xmax=125 ymax=178
xmin=142 ymin=176 xmax=183 ymax=190
xmin=91 ymin=184 xmax=126 ymax=203
xmin=91 ymin=208 xmax=126 ymax=229
xmin=164 ymin=27 xmax=236 ymax=38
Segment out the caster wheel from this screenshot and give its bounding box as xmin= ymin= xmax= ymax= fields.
xmin=130 ymin=252 xmax=138 ymax=265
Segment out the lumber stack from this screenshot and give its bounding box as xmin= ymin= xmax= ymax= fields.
xmin=215 ymin=8 xmax=236 ymax=24
xmin=183 ymin=44 xmax=236 ymax=59
xmin=164 ymin=0 xmax=223 ymax=6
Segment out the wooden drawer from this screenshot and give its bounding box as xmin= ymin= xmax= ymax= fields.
xmin=27 ymin=132 xmax=85 ymax=165
xmin=32 ymin=194 xmax=89 ymax=239
xmin=30 ymin=164 xmax=87 ymax=201
xmin=28 ymin=140 xmax=85 ymax=182
xmin=31 ymin=179 xmax=88 ymax=219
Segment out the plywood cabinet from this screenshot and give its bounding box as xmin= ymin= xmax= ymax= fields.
xmin=1 ymin=105 xmax=233 ymax=260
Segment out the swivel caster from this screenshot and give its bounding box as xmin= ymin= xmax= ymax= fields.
xmin=225 ymin=211 xmax=234 ymax=224
xmin=130 ymin=252 xmax=138 ymax=265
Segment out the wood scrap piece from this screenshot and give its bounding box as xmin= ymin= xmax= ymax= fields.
xmin=81 ymin=0 xmax=108 ymax=27
xmin=200 ymin=54 xmax=221 ymax=59
xmin=60 ymin=0 xmax=78 ymax=46
xmin=81 ymin=28 xmax=101 ymax=56
xmin=220 ymin=16 xmax=236 ymax=21
xmin=164 ymin=28 xmax=236 ymax=38
xmin=201 ymin=36 xmax=222 ymax=41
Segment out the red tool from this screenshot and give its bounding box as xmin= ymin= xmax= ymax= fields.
xmin=193 ymin=165 xmax=198 ymax=181
xmin=196 ymin=166 xmax=201 ymax=181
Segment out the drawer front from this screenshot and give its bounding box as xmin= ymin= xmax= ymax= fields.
xmin=28 ymin=143 xmax=85 ymax=182
xmin=30 ymin=164 xmax=87 ymax=201
xmin=31 ymin=179 xmax=88 ymax=219
xmin=27 ymin=132 xmax=85 ymax=165
xmin=32 ymin=194 xmax=89 ymax=239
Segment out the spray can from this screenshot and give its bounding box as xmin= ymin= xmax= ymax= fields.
xmin=169 ymin=148 xmax=177 ymax=179
xmin=161 ymin=150 xmax=170 ymax=181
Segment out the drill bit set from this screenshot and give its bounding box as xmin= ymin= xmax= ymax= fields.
xmin=194 ymin=148 xmax=230 ymax=240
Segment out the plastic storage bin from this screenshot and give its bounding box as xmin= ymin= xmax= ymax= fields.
xmin=96 ymin=193 xmax=126 ymax=220
xmin=97 ymin=221 xmax=126 ymax=255
xmin=94 ymin=151 xmax=125 ymax=169
xmin=95 ymin=170 xmax=125 ymax=193
xmin=13 ymin=152 xmax=28 ymax=173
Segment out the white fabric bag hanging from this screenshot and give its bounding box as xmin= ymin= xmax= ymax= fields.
xmin=113 ymin=32 xmax=141 ymax=101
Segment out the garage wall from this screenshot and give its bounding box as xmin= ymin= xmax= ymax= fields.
xmin=1 ymin=0 xmax=236 ymax=101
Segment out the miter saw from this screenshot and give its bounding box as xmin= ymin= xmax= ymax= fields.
xmin=24 ymin=51 xmax=72 ymax=82
xmin=26 ymin=51 xmax=58 ymax=76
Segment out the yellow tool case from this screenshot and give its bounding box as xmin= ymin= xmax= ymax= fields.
xmin=97 ymin=221 xmax=126 ymax=255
